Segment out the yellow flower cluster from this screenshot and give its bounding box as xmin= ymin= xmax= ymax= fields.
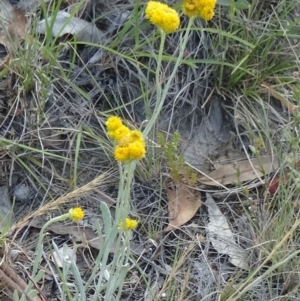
xmin=106 ymin=116 xmax=146 ymax=162
xmin=118 ymin=218 xmax=138 ymax=231
xmin=182 ymin=0 xmax=216 ymax=21
xmin=145 ymin=1 xmax=180 ymax=33
xmin=68 ymin=207 xmax=85 ymax=222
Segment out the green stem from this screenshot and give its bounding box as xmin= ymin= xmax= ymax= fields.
xmin=116 ymin=161 xmax=136 ymax=220
xmin=155 ymin=28 xmax=165 ymax=109
xmin=143 ymin=17 xmax=195 ymax=137
xmin=32 ymin=214 xmax=68 ymax=277
xmin=104 ymin=169 xmax=134 ymax=300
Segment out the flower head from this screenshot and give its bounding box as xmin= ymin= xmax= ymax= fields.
xmin=118 ymin=218 xmax=138 ymax=231
xmin=106 ymin=116 xmax=123 ymax=132
xmin=183 ymin=0 xmax=216 ymax=21
xmin=114 ymin=140 xmax=146 ymax=162
xmin=129 ymin=130 xmax=144 ymax=142
xmin=68 ymin=207 xmax=85 ymax=222
xmin=118 ymin=130 xmax=145 ymax=147
xmin=145 ymin=1 xmax=180 ymax=33
xmin=106 ymin=116 xmax=146 ymax=162
xmin=110 ymin=125 xmax=131 ymax=141
xmin=114 ymin=146 xmax=130 ymax=162
xmin=127 ymin=141 xmax=146 ymax=160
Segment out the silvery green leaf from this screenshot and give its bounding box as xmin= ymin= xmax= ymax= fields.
xmin=100 ymin=201 xmax=113 ymax=233
xmin=13 ymin=290 xmax=19 ymax=301
xmin=217 ymin=0 xmax=250 ymax=9
xmin=217 ymin=0 xmax=231 ymax=6
xmin=235 ymin=0 xmax=250 ymax=9
xmin=0 ymin=184 xmax=14 ymax=232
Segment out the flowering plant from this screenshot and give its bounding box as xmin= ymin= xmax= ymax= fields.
xmin=31 ymin=207 xmax=85 ymax=279
xmin=106 ymin=116 xmax=146 ymax=162
xmin=102 ymin=115 xmax=145 ymax=299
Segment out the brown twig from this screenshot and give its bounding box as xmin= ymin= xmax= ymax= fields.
xmin=0 ymin=261 xmax=43 ymax=301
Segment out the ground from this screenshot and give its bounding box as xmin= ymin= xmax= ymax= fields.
xmin=0 ymin=0 xmax=300 ymax=300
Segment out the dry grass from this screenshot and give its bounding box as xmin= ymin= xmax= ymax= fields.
xmin=0 ymin=0 xmax=300 ymax=300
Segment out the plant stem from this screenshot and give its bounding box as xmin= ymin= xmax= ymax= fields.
xmin=143 ymin=17 xmax=195 ymax=137
xmin=32 ymin=214 xmax=68 ymax=277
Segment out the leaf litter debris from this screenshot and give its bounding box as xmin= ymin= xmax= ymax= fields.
xmin=37 ymin=10 xmax=104 ymax=44
xmin=0 ymin=0 xmax=28 ymax=69
xmin=206 ymin=193 xmax=249 ymax=269
xmin=164 ymin=180 xmax=202 ymax=232
xmin=198 ymin=154 xmax=281 ymax=186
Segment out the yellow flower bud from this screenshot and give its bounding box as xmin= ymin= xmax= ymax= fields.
xmin=118 ymin=218 xmax=138 ymax=231
xmin=106 ymin=116 xmax=123 ymax=132
xmin=68 ymin=207 xmax=85 ymax=222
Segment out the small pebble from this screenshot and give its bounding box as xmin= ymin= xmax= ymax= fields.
xmin=12 ymin=184 xmax=32 ymax=201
